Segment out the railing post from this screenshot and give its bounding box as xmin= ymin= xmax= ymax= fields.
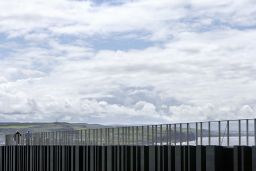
xmin=246 ymin=119 xmax=249 ymax=146
xmin=169 ymin=124 xmax=172 ymax=145
xmin=147 ymin=125 xmax=149 ymax=145
xmin=200 ymin=122 xmax=203 ymax=145
xmin=93 ymin=129 xmax=95 ymax=145
xmin=100 ymin=128 xmax=103 ymax=145
xmin=174 ymin=124 xmax=177 ymax=146
xmin=108 ymin=128 xmax=110 ymax=145
xmin=208 ymin=122 xmax=211 ymax=145
xmin=127 ymin=127 xmax=129 ymax=144
xmin=218 ymin=121 xmax=221 ymax=146
xmin=132 ymin=126 xmax=134 ymax=145
xmin=180 ymin=123 xmax=182 ymax=146
xmin=155 ymin=125 xmax=158 ymax=145
xmin=124 ymin=127 xmax=126 ymax=144
xmin=97 ymin=129 xmax=99 ymax=145
xmin=238 ymin=120 xmax=241 ymax=146
xmin=80 ymin=130 xmax=82 ymax=145
xmin=227 ymin=120 xmax=229 ymax=146
xmin=160 ymin=124 xmax=162 ymax=145
xmin=186 ymin=123 xmax=189 ymax=146
xmin=96 ymin=129 xmax=98 ymax=145
xmin=125 ymin=127 xmax=127 ymax=144
xmin=117 ymin=127 xmax=120 ymax=145
xmin=141 ymin=126 xmax=144 ymax=145
xmin=105 ymin=128 xmax=107 ymax=145
xmin=166 ymin=124 xmax=169 ymax=145
xmin=136 ymin=126 xmax=139 ymax=145
xmin=195 ymin=122 xmax=198 ymax=146
xmin=255 ymin=119 xmax=256 ymax=146
xmin=152 ymin=125 xmax=154 ymax=145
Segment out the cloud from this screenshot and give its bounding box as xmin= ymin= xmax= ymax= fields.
xmin=0 ymin=0 xmax=256 ymax=124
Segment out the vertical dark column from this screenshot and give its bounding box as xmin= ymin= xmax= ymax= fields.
xmin=54 ymin=146 xmax=57 ymax=171
xmin=157 ymin=146 xmax=160 ymax=171
xmin=62 ymin=146 xmax=66 ymax=171
xmin=113 ymin=146 xmax=117 ymax=171
xmin=17 ymin=146 xmax=19 ymax=171
xmin=19 ymin=145 xmax=23 ymax=171
xmin=129 ymin=146 xmax=133 ymax=171
xmin=3 ymin=146 xmax=5 ymax=171
xmin=183 ymin=146 xmax=188 ymax=171
xmin=196 ymin=146 xmax=206 ymax=171
xmin=148 ymin=146 xmax=155 ymax=171
xmin=82 ymin=146 xmax=86 ymax=171
xmin=107 ymin=146 xmax=112 ymax=171
xmin=33 ymin=146 xmax=35 ymax=171
xmin=206 ymin=146 xmax=219 ymax=171
xmin=134 ymin=146 xmax=137 ymax=171
xmin=188 ymin=146 xmax=196 ymax=171
xmin=25 ymin=146 xmax=27 ymax=171
xmin=162 ymin=146 xmax=168 ymax=171
xmin=21 ymin=146 xmax=23 ymax=171
xmin=29 ymin=146 xmax=32 ymax=171
xmin=0 ymin=146 xmax=2 ymax=171
xmin=60 ymin=146 xmax=62 ymax=171
xmin=167 ymin=146 xmax=175 ymax=171
xmin=94 ymin=146 xmax=97 ymax=171
xmin=141 ymin=146 xmax=145 ymax=171
xmin=117 ymin=146 xmax=120 ymax=171
xmin=13 ymin=146 xmax=16 ymax=171
xmin=3 ymin=146 xmax=8 ymax=171
xmin=206 ymin=146 xmax=233 ymax=171
xmin=5 ymin=146 xmax=7 ymax=171
xmin=133 ymin=146 xmax=137 ymax=171
xmin=124 ymin=146 xmax=127 ymax=171
xmin=44 ymin=146 xmax=47 ymax=171
xmin=32 ymin=146 xmax=35 ymax=171
xmin=12 ymin=146 xmax=13 ymax=171
xmin=75 ymin=146 xmax=79 ymax=171
xmin=89 ymin=145 xmax=94 ymax=171
xmin=175 ymin=146 xmax=183 ymax=171
xmin=121 ymin=146 xmax=124 ymax=171
xmin=101 ymin=146 xmax=105 ymax=171
xmin=45 ymin=146 xmax=49 ymax=171
xmin=143 ymin=146 xmax=149 ymax=171
xmin=128 ymin=146 xmax=131 ymax=171
xmin=70 ymin=146 xmax=73 ymax=171
xmin=234 ymin=146 xmax=252 ymax=171
xmin=241 ymin=146 xmax=252 ymax=171
xmin=8 ymin=146 xmax=10 ymax=171
xmin=43 ymin=146 xmax=45 ymax=171
xmin=98 ymin=146 xmax=102 ymax=171
xmin=49 ymin=146 xmax=53 ymax=171
xmin=225 ymin=147 xmax=234 ymax=171
xmin=32 ymin=146 xmax=34 ymax=171
xmin=234 ymin=146 xmax=241 ymax=171
xmin=252 ymin=146 xmax=256 ymax=171
xmin=40 ymin=145 xmax=42 ymax=171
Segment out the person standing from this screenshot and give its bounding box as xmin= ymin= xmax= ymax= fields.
xmin=25 ymin=131 xmax=32 ymax=145
xmin=13 ymin=131 xmax=22 ymax=145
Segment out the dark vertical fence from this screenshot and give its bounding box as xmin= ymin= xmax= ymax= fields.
xmin=0 ymin=145 xmax=255 ymax=171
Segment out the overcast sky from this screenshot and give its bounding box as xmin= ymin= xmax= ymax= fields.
xmin=0 ymin=0 xmax=256 ymax=124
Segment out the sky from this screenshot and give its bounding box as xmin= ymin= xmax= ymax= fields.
xmin=0 ymin=0 xmax=256 ymax=124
